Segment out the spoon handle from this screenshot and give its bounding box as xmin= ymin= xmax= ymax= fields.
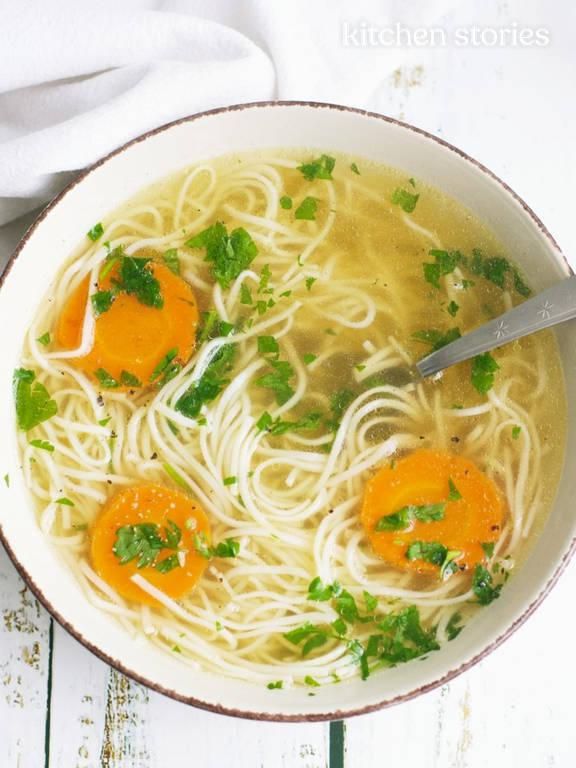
xmin=416 ymin=275 xmax=576 ymax=378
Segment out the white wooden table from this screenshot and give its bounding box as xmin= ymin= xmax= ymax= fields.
xmin=1 ymin=2 xmax=575 ymax=764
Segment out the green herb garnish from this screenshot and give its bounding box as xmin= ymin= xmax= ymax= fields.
xmin=257 ymin=336 xmax=279 ymax=356
xmin=223 ymin=476 xmax=237 ymax=486
xmin=350 ymin=162 xmax=360 ymax=175
xmin=255 ymin=359 xmax=295 ymax=405
xmin=162 ymin=248 xmax=180 ymax=275
xmin=303 ymin=353 xmax=317 ymax=365
xmin=267 ymin=680 xmax=284 ymax=690
xmin=36 ymin=332 xmax=51 ymax=346
xmin=55 ymin=497 xmax=74 ymax=506
xmin=412 ymin=327 xmax=461 ymax=352
xmin=113 ymin=520 xmax=182 ymax=572
xmin=298 ymin=154 xmax=335 ymax=181
xmin=13 ymin=368 xmax=58 ymax=431
xmin=471 ymin=352 xmax=499 ymax=394
xmin=256 ymin=410 xmax=321 ymax=436
xmin=193 ymin=532 xmax=240 ymax=560
xmin=95 ymin=368 xmax=119 ymax=389
xmin=279 ymin=195 xmax=293 ymax=210
xmin=391 ymin=187 xmax=419 ymax=213
xmin=187 ymin=222 xmax=257 ymax=289
xmin=29 ymin=439 xmax=54 ymax=453
xmin=295 ymin=197 xmax=318 ymax=221
xmin=91 ymin=290 xmax=116 ymax=317
xmin=176 ymin=343 xmax=235 ymax=418
xmin=87 ymin=222 xmax=104 ymax=241
xmin=472 ymin=564 xmax=502 ymax=605
xmin=375 ymin=502 xmax=446 ymax=532
xmin=511 ymin=425 xmax=522 ymax=440
xmin=447 ymin=300 xmax=459 ymax=317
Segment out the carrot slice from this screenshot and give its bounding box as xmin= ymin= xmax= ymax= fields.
xmin=90 ymin=483 xmax=210 ymax=604
xmin=56 ymin=260 xmax=198 ymax=387
xmin=361 ymin=450 xmax=503 ymax=576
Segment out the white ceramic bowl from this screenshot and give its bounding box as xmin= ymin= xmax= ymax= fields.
xmin=1 ymin=102 xmax=574 ymax=721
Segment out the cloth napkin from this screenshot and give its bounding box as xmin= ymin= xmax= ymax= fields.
xmin=0 ymin=0 xmax=421 ymax=230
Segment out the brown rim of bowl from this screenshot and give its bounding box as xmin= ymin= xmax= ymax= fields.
xmin=0 ymin=100 xmax=573 ymax=723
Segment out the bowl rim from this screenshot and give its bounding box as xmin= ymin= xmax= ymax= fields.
xmin=0 ymin=99 xmax=573 ymax=722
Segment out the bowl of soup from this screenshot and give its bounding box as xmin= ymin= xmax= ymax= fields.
xmin=0 ymin=102 xmax=574 ymax=721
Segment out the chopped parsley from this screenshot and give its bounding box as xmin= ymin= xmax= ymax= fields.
xmin=511 ymin=425 xmax=522 ymax=440
xmin=150 ymin=348 xmax=181 ymax=387
xmin=295 ymin=197 xmax=318 ymax=221
xmin=95 ymin=368 xmax=119 ymax=389
xmin=113 ymin=520 xmax=182 ymax=573
xmin=350 ymin=162 xmax=360 ymax=175
xmin=447 ymin=300 xmax=459 ymax=317
xmin=279 ymin=195 xmax=293 ymax=210
xmin=298 ymin=154 xmax=335 ymax=181
xmin=3 ymin=474 xmax=9 ymax=488
xmin=55 ymin=497 xmax=74 ymax=506
xmin=375 ymin=502 xmax=446 ymax=532
xmin=91 ymin=290 xmax=116 ymax=317
xmin=193 ymin=532 xmax=240 ymax=560
xmin=303 ymin=353 xmax=317 ymax=365
xmin=305 ymin=276 xmax=317 ymax=291
xmin=223 ymin=476 xmax=237 ymax=486
xmin=481 ymin=542 xmax=495 ymax=558
xmin=363 ymin=591 xmax=378 ymax=612
xmin=29 ymin=439 xmax=54 ymax=453
xmin=391 ymin=187 xmax=419 ymax=213
xmin=176 ymin=343 xmax=235 ymax=418
xmin=240 ymin=283 xmax=253 ymax=305
xmin=187 ymin=222 xmax=257 ymax=289
xmin=87 ymin=222 xmax=104 ymax=241
xmin=114 ymin=256 xmax=164 ymax=309
xmin=304 ymin=675 xmax=320 ymax=687
xmin=98 ymin=417 xmax=112 ymax=427
xmin=326 ymin=388 xmax=356 ymax=431
xmin=36 ymin=332 xmax=51 ymax=346
xmin=284 ymin=622 xmax=329 ymax=657
xmin=162 ymin=248 xmax=180 ymax=275
xmin=255 ymin=359 xmax=295 ymax=405
xmin=120 ymin=370 xmax=142 ymax=388
xmin=267 ymin=680 xmax=284 ymax=690
xmin=257 ymin=336 xmax=279 ymax=356
xmin=412 ymin=327 xmax=461 ymax=352
xmin=472 ymin=564 xmax=502 ymax=605
xmin=406 ymin=541 xmax=448 ymax=566
xmin=448 ymin=478 xmax=462 ymax=501
xmin=256 ymin=410 xmax=321 ymax=436
xmin=446 ymin=612 xmax=464 ymax=640
xmin=13 ymin=368 xmax=58 ymax=431
xmin=471 ymin=352 xmax=499 ymax=394
xmin=422 ymin=249 xmax=464 ymax=289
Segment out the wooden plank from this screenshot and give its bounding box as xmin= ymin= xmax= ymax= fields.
xmin=345 ymin=559 xmax=576 ymax=767
xmin=0 ymin=544 xmax=51 ymax=768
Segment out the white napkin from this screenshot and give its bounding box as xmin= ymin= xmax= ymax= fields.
xmin=0 ymin=0 xmax=404 ymax=229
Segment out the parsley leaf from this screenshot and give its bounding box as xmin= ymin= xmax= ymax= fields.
xmin=257 ymin=410 xmax=322 ymax=436
xmin=391 ymin=187 xmax=419 ymax=213
xmin=412 ymin=327 xmax=461 ymax=352
xmin=446 ymin=612 xmax=464 ymax=640
xmin=279 ymin=195 xmax=293 ymax=210
xmin=448 ymin=478 xmax=462 ymax=501
xmin=255 ymin=359 xmax=295 ymax=405
xmin=283 ymin=622 xmax=329 ymax=657
xmin=36 ymin=332 xmax=51 ymax=346
xmin=193 ymin=532 xmax=240 ymax=560
xmin=481 ymin=542 xmax=495 ymax=558
xmin=187 ymin=222 xmax=258 ymax=289
xmin=375 ymin=502 xmax=446 ymax=532
xmin=267 ymin=680 xmax=283 ymax=690
xmin=162 ymin=248 xmax=180 ymax=275
xmin=55 ymin=497 xmax=74 ymax=506
xmin=305 ymin=276 xmax=317 ymax=291
xmin=303 ymin=353 xmax=317 ymax=365
xmin=91 ymin=290 xmax=116 ymax=317
xmin=471 ymin=352 xmax=499 ymax=394
xmin=240 ymin=283 xmax=253 ymax=305
xmin=13 ymin=368 xmax=58 ymax=431
xmin=511 ymin=425 xmax=522 ymax=440
xmin=422 ymin=249 xmax=464 ymax=288
xmin=406 ymin=541 xmax=447 ymax=566
xmin=95 ymin=368 xmax=119 ymax=389
xmin=120 ymin=370 xmax=142 ymax=388
xmin=113 ymin=257 xmax=163 ymax=309
xmin=350 ymin=162 xmax=360 ymax=175
xmin=298 ymin=154 xmax=335 ymax=181
xmin=29 ymin=439 xmax=54 ymax=452
xmin=112 ymin=521 xmax=182 ymax=571
xmin=472 ymin=564 xmax=502 ymax=605
xmin=363 ymin=591 xmax=378 ymax=612
xmin=176 ymin=343 xmax=235 ymax=418
xmin=257 ymin=336 xmax=279 ymax=356
xmin=87 ymin=222 xmax=104 ymax=241
xmin=447 ymin=300 xmax=459 ymax=317
xmin=308 ymin=577 xmax=338 ymax=602
xmin=295 ymin=197 xmax=318 ymax=221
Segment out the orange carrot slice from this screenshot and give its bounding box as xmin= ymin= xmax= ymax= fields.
xmin=90 ymin=483 xmax=210 ymax=604
xmin=57 ymin=260 xmax=198 ymax=387
xmin=361 ymin=450 xmax=503 ymax=576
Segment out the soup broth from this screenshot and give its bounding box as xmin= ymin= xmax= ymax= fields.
xmin=15 ymin=150 xmax=565 ymax=687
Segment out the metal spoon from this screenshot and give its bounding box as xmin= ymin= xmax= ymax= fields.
xmin=416 ymin=275 xmax=576 ymax=378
